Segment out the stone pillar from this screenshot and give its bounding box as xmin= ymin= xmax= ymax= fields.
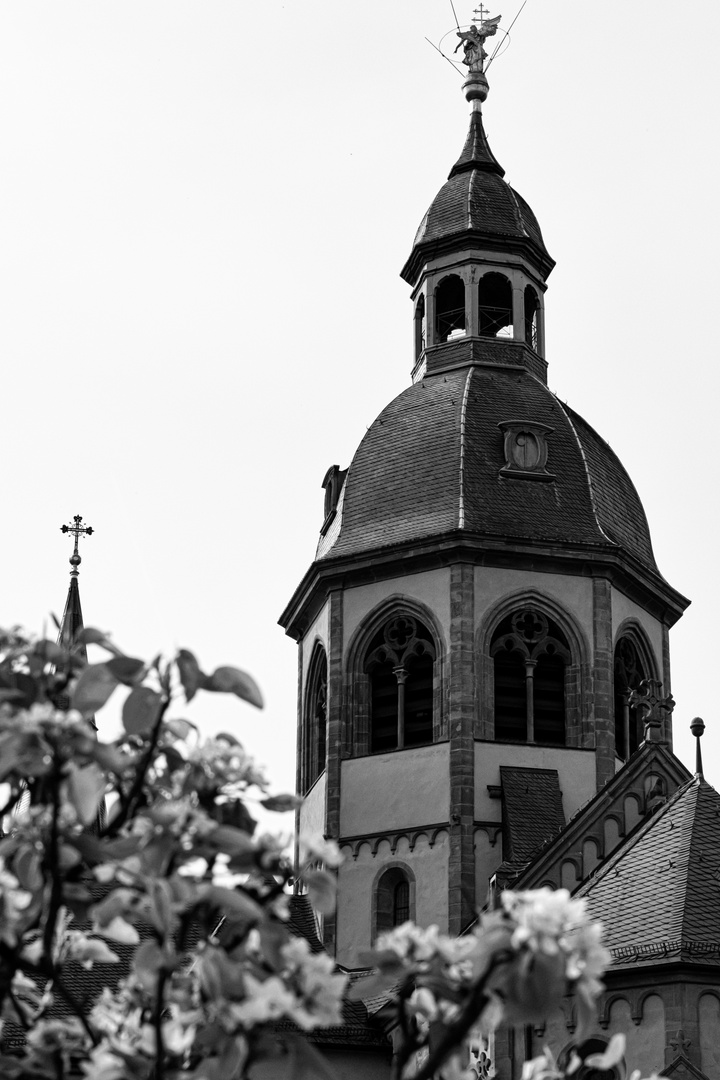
xmin=662 ymin=623 xmax=673 ymax=748
xmin=323 ymin=589 xmax=344 ymax=954
xmin=592 ymin=578 xmax=615 ymax=790
xmin=448 ymin=563 xmax=476 ymax=935
xmin=512 ymin=284 xmax=525 ymax=343
xmin=426 ymin=279 xmax=437 ymax=347
xmin=467 ymin=269 xmax=479 ymax=337
xmin=294 ymin=642 xmax=304 ymax=880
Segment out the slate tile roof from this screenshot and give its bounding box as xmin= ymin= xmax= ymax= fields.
xmin=320 ymin=362 xmax=659 ymax=575
xmin=406 ymin=111 xmax=551 ymax=275
xmin=578 ymin=777 xmax=720 ymax=967
xmin=500 ymin=766 xmax=565 ymax=865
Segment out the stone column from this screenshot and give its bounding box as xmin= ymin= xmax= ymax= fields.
xmin=592 ymin=577 xmax=615 ymax=790
xmin=448 ymin=563 xmax=476 ymax=935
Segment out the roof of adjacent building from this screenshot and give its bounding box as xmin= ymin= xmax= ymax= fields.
xmin=402 ymin=109 xmax=553 ymax=284
xmin=316 ymin=362 xmax=661 ymax=581
xmin=500 ymin=766 xmax=565 ymax=865
xmin=578 ymin=776 xmax=720 ymax=967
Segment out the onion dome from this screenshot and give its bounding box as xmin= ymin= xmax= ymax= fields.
xmin=316 ymin=364 xmax=663 ymax=588
xmin=401 ymin=109 xmax=554 ymax=287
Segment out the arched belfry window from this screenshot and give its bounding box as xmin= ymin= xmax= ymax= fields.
xmin=614 ymin=637 xmax=647 ymax=760
xmin=375 ymin=866 xmax=414 ymax=937
xmin=435 ymin=275 xmax=465 ymax=342
xmin=414 ymin=293 xmax=426 ymax=360
xmin=478 ymin=272 xmax=512 ymax=338
xmin=491 ymin=609 xmax=569 ymax=744
xmin=365 ymin=615 xmax=435 ymax=753
xmin=524 ymin=285 xmax=540 ymax=351
xmin=303 ymin=646 xmax=327 ymax=793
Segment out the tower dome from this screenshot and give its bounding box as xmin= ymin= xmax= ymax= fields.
xmin=316 ymin=365 xmax=661 ymax=587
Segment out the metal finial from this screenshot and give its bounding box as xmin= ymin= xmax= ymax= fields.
xmin=60 ymin=514 xmax=94 ymax=576
xmin=690 ymin=716 xmax=705 ymax=777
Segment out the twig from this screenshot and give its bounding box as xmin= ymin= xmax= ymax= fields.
xmin=106 ymin=694 xmax=171 ymax=835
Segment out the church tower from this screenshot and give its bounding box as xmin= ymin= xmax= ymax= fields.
xmin=279 ymin=16 xmax=688 ymax=967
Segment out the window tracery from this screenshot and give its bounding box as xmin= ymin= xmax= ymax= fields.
xmin=365 ymin=615 xmax=435 ymax=753
xmin=613 ymin=637 xmax=647 ymax=760
xmin=490 ymin=608 xmax=569 ymax=744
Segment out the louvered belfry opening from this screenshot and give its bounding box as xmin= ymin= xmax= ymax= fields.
xmin=365 ymin=615 xmax=435 ymax=753
xmin=491 ymin=609 xmax=569 ymax=745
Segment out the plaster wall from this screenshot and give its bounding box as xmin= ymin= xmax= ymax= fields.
xmin=340 ymin=744 xmax=449 ymax=836
xmin=335 ymin=832 xmax=450 ymax=965
xmin=342 ymin=568 xmax=451 ymax=656
xmin=610 ymin=586 xmax=663 ymax=672
xmin=474 ymin=742 xmax=596 ymax=820
xmin=299 ymin=771 xmax=326 ymax=839
xmin=300 ymin=600 xmax=330 ymax=681
xmin=473 ymin=566 xmax=594 ymax=636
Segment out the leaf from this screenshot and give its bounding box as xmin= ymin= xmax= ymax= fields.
xmin=66 ymin=762 xmax=106 ymax=826
xmin=77 ymin=627 xmax=125 ymax=656
xmin=13 ymin=846 xmax=43 ymax=892
xmin=133 ymin=939 xmax=164 ymax=992
xmin=176 ymin=648 xmax=206 ymax=703
xmin=202 ymin=885 xmax=263 ymax=923
xmin=106 ymin=656 xmax=146 ymax=686
xmin=347 ymin=970 xmax=401 ymax=1001
xmin=122 ymin=686 xmax=162 ymax=736
xmin=96 ymin=915 xmax=140 ymax=944
xmin=261 ymin=794 xmax=303 ymax=812
xmin=304 ymin=869 xmax=337 ymax=916
xmin=71 ymin=663 xmax=119 ymax=716
xmin=203 ymin=665 xmax=264 ymax=708
xmin=33 ymin=639 xmax=67 ymax=664
xmin=90 ymin=742 xmax=138 ymax=775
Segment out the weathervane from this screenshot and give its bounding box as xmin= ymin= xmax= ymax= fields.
xmin=60 ymin=514 xmax=94 ymax=576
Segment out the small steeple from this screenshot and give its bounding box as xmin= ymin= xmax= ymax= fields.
xmin=59 ymin=514 xmax=93 ymax=655
xmin=690 ymin=716 xmax=705 ymax=778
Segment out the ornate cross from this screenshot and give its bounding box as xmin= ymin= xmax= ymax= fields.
xmin=473 ymin=4 xmax=491 ymax=26
xmin=60 ymin=514 xmax=94 ymax=572
xmin=628 ymin=678 xmax=675 ymax=743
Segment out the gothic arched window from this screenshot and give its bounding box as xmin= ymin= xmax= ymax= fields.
xmin=491 ymin=609 xmax=569 ymax=744
xmin=365 ymin=615 xmax=435 ymax=753
xmin=613 ymin=637 xmax=647 ymax=760
xmin=303 ymin=646 xmax=327 ymax=793
xmin=435 ymin=275 xmax=466 ymax=342
xmin=375 ymin=866 xmax=414 ymax=937
xmin=478 ymin=272 xmax=512 ymax=338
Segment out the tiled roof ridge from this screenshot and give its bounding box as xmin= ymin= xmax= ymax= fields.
xmin=680 ymin=778 xmax=720 ymax=942
xmin=555 ymin=397 xmax=615 ymax=547
xmin=458 ymin=366 xmax=474 ymax=528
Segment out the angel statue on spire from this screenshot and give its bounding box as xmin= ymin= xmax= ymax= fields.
xmin=454 ymin=13 xmax=501 ymax=74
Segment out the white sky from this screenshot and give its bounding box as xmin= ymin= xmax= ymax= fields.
xmin=0 ymin=2 xmax=718 ymax=799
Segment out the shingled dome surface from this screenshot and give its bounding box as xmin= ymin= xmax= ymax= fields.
xmin=403 ymin=110 xmax=553 ymax=282
xmin=316 ymin=364 xmax=658 ymax=575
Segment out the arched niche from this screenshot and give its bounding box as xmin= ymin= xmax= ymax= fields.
xmin=478 ymin=272 xmax=512 ymax=338
xmin=435 ymin=274 xmax=466 ymax=342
